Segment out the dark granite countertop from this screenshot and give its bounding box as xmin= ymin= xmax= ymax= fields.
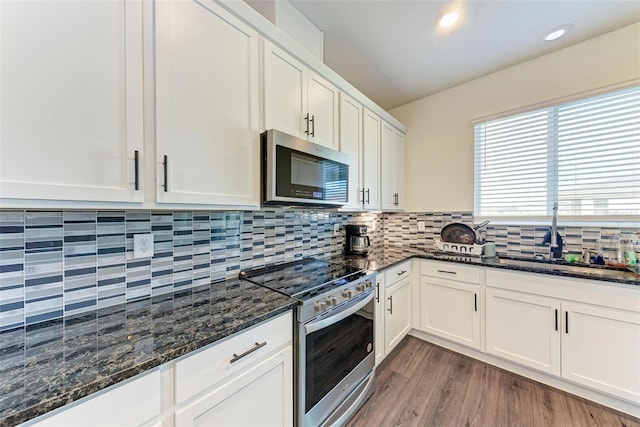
xmin=0 ymin=279 xmax=296 ymax=426
xmin=340 ymin=245 xmax=640 ymax=287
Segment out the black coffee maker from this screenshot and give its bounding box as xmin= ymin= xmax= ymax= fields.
xmin=345 ymin=224 xmax=370 ymax=256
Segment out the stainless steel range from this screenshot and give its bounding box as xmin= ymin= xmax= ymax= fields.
xmin=240 ymin=258 xmax=377 ymax=427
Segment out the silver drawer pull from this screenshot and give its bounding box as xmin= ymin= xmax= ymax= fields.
xmin=437 ymin=269 xmax=457 ymax=275
xmin=396 ymin=270 xmax=407 ymax=276
xmin=230 ymin=341 xmax=267 ymax=364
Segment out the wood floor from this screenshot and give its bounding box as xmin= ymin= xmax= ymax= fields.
xmin=347 ymin=336 xmax=640 ymax=427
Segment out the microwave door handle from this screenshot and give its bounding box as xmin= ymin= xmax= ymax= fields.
xmin=305 ymin=291 xmax=373 ymax=335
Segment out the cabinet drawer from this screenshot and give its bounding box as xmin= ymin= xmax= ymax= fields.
xmin=420 ymin=261 xmax=480 ymax=284
xmin=384 ymin=261 xmax=412 ymax=287
xmin=175 ymin=311 xmax=292 ymax=404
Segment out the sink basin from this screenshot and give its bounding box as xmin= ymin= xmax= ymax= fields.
xmin=494 ymin=256 xmax=639 ymax=281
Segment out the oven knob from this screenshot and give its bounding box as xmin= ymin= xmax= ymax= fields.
xmin=364 ymin=279 xmax=373 ymax=289
xmin=355 ymin=283 xmax=366 ymax=292
xmin=342 ymin=289 xmax=352 ymax=298
xmin=327 ymin=296 xmax=338 ymax=306
xmin=315 ymin=301 xmax=327 ymax=312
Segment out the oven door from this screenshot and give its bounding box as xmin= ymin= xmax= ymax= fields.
xmin=300 ymin=290 xmax=375 ymax=426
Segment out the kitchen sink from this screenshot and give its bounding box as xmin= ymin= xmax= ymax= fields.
xmin=493 ymin=256 xmax=640 ymax=281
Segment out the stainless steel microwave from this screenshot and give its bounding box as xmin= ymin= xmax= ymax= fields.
xmin=262 ymin=129 xmax=350 ymax=207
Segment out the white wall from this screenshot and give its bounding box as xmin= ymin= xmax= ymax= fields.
xmin=389 ymin=22 xmax=640 ymax=213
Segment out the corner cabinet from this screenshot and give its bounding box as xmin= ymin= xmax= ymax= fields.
xmin=263 ymin=41 xmax=339 ymax=149
xmin=155 ymin=0 xmax=260 ymax=207
xmin=0 ymin=0 xmax=144 ymax=204
xmin=418 ymin=261 xmax=481 ymax=349
xmin=380 ymin=122 xmax=405 ymax=211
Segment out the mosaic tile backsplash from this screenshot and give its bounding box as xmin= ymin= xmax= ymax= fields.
xmin=0 ymin=209 xmax=383 ymax=331
xmin=384 ymin=212 xmax=640 ymax=259
xmin=1 ymin=208 xmax=637 ymax=331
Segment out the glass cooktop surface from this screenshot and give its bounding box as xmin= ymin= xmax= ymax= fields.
xmin=239 ymin=258 xmax=367 ymax=301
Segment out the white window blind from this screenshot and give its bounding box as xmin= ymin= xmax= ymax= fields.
xmin=474 ymin=86 xmax=640 ymax=218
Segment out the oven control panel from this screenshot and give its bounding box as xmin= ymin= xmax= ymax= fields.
xmin=301 ymin=273 xmax=377 ymax=321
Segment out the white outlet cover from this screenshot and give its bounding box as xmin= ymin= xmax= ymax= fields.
xmin=133 ymin=233 xmax=154 ymax=259
xmin=417 ymin=221 xmax=426 ymax=232
xmin=333 ymin=224 xmax=340 ymax=236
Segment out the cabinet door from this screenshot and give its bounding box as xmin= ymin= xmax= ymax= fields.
xmin=175 ymin=346 xmax=293 ymax=427
xmin=155 ymin=0 xmax=260 ymax=207
xmin=393 ymin=129 xmax=405 ymax=210
xmin=0 ymin=0 xmax=143 ymax=204
xmin=339 ymin=94 xmax=363 ymax=210
xmin=263 ymin=40 xmax=307 ymax=139
xmin=307 ymin=71 xmax=339 ymax=149
xmin=385 ymin=277 xmax=411 ymax=355
xmin=562 ymin=301 xmax=640 ymax=403
xmin=485 ymin=287 xmax=561 ymax=375
xmin=381 ymin=124 xmax=405 ymax=211
xmin=361 ymin=109 xmax=381 ymax=210
xmin=380 ymin=121 xmax=397 ymax=210
xmin=420 ymin=277 xmax=480 ymax=349
xmin=30 ymin=370 xmax=161 ymax=427
xmin=374 ymin=274 xmax=386 ymax=366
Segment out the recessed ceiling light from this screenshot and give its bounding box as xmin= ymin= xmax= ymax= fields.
xmin=438 ymin=11 xmax=459 ymax=28
xmin=544 ymin=24 xmax=573 ymax=42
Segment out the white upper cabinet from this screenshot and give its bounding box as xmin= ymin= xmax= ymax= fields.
xmin=381 ymin=121 xmax=405 ymax=211
xmin=339 ymin=93 xmax=364 ymax=210
xmin=361 ymin=108 xmax=381 ymax=210
xmin=155 ymin=0 xmax=260 ymax=207
xmin=263 ymin=41 xmax=339 ymax=149
xmin=0 ymin=0 xmax=144 ymax=204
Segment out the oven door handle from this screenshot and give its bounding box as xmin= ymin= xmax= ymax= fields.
xmin=305 ymin=291 xmax=374 ymax=335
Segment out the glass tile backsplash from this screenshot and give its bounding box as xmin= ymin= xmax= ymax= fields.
xmin=0 ymin=209 xmax=636 ymax=331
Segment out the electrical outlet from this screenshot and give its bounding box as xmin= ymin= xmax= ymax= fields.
xmin=333 ymin=223 xmax=340 ymax=237
xmin=417 ymin=221 xmax=426 ymax=232
xmin=133 ymin=233 xmax=154 ymax=258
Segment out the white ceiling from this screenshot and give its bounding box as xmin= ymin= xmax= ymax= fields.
xmin=289 ymin=0 xmax=640 ymax=110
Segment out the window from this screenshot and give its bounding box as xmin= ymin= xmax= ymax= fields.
xmin=474 ymin=86 xmax=640 ymax=219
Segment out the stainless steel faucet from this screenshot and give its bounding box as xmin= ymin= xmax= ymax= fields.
xmin=550 ymin=202 xmax=558 ymax=252
xmin=542 ymin=202 xmax=564 ymax=259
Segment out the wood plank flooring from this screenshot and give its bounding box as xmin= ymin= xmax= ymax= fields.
xmin=347 ymin=336 xmax=640 ymax=427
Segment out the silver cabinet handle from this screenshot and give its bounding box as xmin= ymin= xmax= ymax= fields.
xmin=304 ymin=113 xmax=310 ymax=135
xmin=230 ymin=341 xmax=266 ymax=364
xmin=310 ymin=114 xmax=315 ymax=137
xmin=387 ymin=295 xmax=393 ymax=314
xmin=396 ymin=270 xmax=407 ymax=276
xmin=376 ymin=283 xmax=380 ymax=303
xmin=437 ymin=269 xmax=457 ymax=275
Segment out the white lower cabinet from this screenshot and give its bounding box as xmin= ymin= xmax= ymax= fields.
xmin=417 ymin=260 xmax=481 ymax=350
xmin=420 ymin=276 xmax=481 ymax=350
xmin=174 ymin=312 xmax=293 ymax=426
xmin=383 ymin=261 xmax=412 ymax=356
xmin=373 ymin=273 xmax=387 ymax=366
xmin=561 ymin=301 xmax=640 ymax=403
xmin=175 ymin=346 xmax=293 ymax=427
xmin=485 ymin=287 xmax=561 ymax=375
xmin=28 ymin=370 xmax=162 ymax=427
